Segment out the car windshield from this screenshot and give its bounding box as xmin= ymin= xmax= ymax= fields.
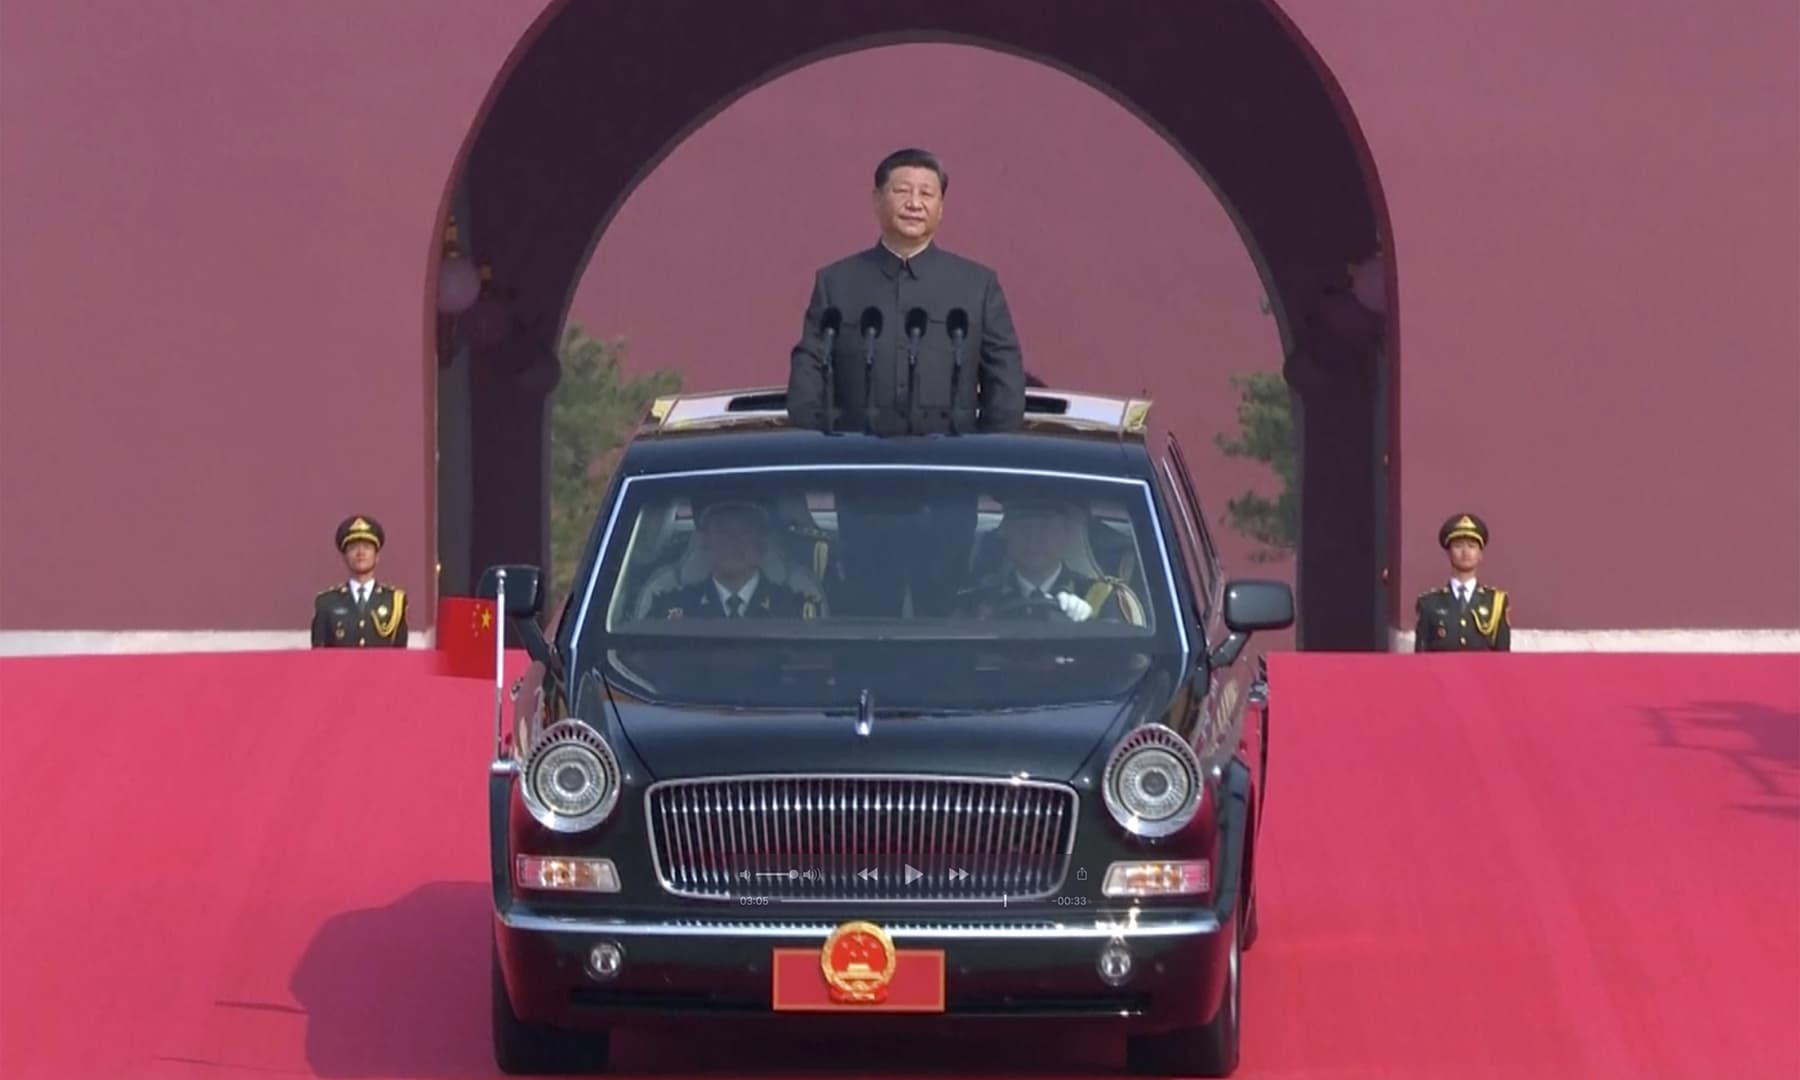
xmin=563 ymin=466 xmax=1187 ymax=711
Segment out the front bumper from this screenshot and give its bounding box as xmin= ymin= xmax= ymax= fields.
xmin=494 ymin=903 xmax=1230 ymax=1034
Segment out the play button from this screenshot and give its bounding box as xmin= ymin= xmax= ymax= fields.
xmin=903 ymin=864 xmax=923 ymax=885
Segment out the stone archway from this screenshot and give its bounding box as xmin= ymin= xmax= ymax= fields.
xmin=436 ymin=0 xmax=1397 ymax=651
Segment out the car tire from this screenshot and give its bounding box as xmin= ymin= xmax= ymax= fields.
xmin=1124 ymin=904 xmax=1242 ymax=1077
xmin=492 ymin=943 xmax=612 ymax=1074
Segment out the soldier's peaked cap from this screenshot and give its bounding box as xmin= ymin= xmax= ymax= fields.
xmin=694 ymin=498 xmax=769 ymax=528
xmin=1002 ymin=493 xmax=1077 ymax=516
xmin=336 ymin=514 xmax=385 ymax=552
xmin=1439 ymin=513 xmax=1489 ymax=549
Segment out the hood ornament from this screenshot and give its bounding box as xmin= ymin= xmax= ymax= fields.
xmin=855 ymin=689 xmax=873 ymax=738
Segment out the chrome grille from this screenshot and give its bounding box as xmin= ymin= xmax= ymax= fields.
xmin=645 ymin=774 xmax=1078 ymax=902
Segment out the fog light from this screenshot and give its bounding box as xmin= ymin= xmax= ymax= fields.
xmin=1097 ymin=939 xmax=1133 ymax=986
xmin=588 ymin=941 xmax=624 ymax=980
xmin=1102 ymin=859 xmax=1209 ymax=898
xmin=516 ymin=855 xmax=620 ymax=893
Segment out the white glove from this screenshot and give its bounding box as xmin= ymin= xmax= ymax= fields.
xmin=1056 ymin=591 xmax=1094 ymax=622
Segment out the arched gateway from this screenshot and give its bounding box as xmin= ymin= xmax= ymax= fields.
xmin=435 ymin=0 xmax=1397 ymax=651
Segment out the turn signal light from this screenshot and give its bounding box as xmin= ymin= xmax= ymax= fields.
xmin=1102 ymin=859 xmax=1209 ymax=897
xmin=516 ymin=855 xmax=620 ymax=893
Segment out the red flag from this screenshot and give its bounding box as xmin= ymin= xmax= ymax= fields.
xmin=438 ymin=595 xmax=498 ymax=679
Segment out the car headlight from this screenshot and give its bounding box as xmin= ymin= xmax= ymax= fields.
xmin=1102 ymin=724 xmax=1203 ymax=837
xmin=520 ymin=720 xmax=621 ymax=833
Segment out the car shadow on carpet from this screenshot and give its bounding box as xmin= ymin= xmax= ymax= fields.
xmin=1640 ymin=699 xmax=1800 ymax=820
xmin=290 ymin=881 xmax=1116 ymax=1078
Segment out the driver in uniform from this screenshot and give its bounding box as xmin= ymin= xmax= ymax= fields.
xmin=954 ymin=496 xmax=1146 ymax=625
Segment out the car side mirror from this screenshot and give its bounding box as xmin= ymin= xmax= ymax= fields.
xmin=477 ymin=564 xmax=544 ymax=618
xmin=1223 ymin=579 xmax=1295 ymax=633
xmin=1206 ymin=579 xmax=1296 ymax=669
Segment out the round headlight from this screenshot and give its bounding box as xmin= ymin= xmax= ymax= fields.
xmin=1102 ymin=725 xmax=1202 ymax=837
xmin=520 ymin=721 xmax=621 ymax=833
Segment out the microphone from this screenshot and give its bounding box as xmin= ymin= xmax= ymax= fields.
xmin=817 ymin=307 xmax=842 ymax=434
xmin=859 ymin=307 xmax=883 ymax=433
xmin=903 ymin=307 xmax=928 ymax=434
xmin=945 ymin=308 xmax=970 ymax=434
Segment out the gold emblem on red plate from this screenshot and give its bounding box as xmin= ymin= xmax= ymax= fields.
xmin=820 ymin=920 xmax=897 ymax=1004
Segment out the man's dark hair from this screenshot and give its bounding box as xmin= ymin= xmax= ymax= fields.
xmin=1024 ymin=372 xmax=1048 ymax=388
xmin=874 ymin=148 xmax=948 ymax=194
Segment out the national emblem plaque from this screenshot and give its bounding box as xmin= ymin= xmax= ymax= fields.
xmin=820 ymin=920 xmax=897 ymax=1005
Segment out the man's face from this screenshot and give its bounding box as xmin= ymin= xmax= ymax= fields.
xmin=1004 ymin=510 xmax=1070 ymax=579
xmin=1448 ymin=538 xmax=1483 ymax=574
xmin=873 ymin=166 xmax=943 ymax=246
xmin=698 ymin=510 xmax=766 ymax=582
xmin=342 ymin=540 xmax=378 ymax=575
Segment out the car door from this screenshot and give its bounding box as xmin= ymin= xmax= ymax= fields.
xmin=1151 ymin=440 xmax=1233 ymax=763
xmin=1162 ymin=434 xmax=1259 ymax=784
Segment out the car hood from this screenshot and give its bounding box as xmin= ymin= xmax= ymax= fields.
xmin=606 ymin=697 xmax=1143 ymax=783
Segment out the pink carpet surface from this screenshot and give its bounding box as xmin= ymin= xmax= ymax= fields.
xmin=0 ymin=649 xmax=1794 ymax=1079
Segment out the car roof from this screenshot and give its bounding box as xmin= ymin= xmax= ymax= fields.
xmin=618 ymin=385 xmax=1158 ymax=479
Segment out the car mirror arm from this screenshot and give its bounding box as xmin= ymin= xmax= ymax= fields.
xmin=1208 ymin=632 xmax=1249 ymax=669
xmin=513 ymin=616 xmax=566 ymax=688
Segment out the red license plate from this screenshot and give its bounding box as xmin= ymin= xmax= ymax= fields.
xmin=771 ymin=947 xmax=946 ymax=1013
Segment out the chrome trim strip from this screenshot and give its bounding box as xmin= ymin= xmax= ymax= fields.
xmin=490 ymin=760 xmax=519 ymax=776
xmin=1137 ymin=479 xmax=1191 ymax=663
xmin=642 ymin=773 xmax=1079 ymax=904
xmin=497 ymin=911 xmax=1220 ymax=940
xmin=566 ymin=464 xmax=1186 ymax=673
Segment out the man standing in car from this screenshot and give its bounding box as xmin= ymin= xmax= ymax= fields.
xmin=786 ymin=147 xmax=1027 ymax=437
xmin=786 ymin=149 xmax=1028 ymax=617
xmin=1413 ymin=512 xmax=1512 ymax=652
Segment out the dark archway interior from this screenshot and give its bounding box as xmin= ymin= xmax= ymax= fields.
xmin=446 ymin=0 xmax=1395 ymax=651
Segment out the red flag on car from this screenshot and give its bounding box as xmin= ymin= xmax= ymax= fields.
xmin=438 ymin=595 xmax=498 ymax=678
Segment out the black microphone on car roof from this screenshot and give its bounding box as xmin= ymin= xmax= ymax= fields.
xmin=945 ymin=308 xmax=970 ymax=435
xmin=859 ymin=307 xmax=883 ymax=433
xmin=903 ymin=307 xmax=928 ymax=434
xmin=817 ymin=307 xmax=842 ymax=435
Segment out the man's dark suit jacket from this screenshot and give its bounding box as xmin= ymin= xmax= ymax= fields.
xmin=787 ymin=242 xmax=1026 ymax=436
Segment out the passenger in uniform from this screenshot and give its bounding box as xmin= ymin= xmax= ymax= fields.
xmin=311 ymin=515 xmax=408 ymax=648
xmin=642 ymin=500 xmax=820 ymax=620
xmin=1413 ymin=513 xmax=1512 ymax=652
xmin=955 ymin=497 xmax=1147 ymax=625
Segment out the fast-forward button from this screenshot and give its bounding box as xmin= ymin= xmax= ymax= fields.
xmin=948 ymin=867 xmax=970 ymax=882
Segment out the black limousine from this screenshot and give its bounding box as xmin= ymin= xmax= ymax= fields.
xmin=481 ymin=384 xmax=1294 ymax=1076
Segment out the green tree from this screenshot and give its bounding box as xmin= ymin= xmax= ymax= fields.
xmin=1214 ymin=370 xmax=1298 ymax=563
xmin=547 ymin=324 xmax=681 ymax=611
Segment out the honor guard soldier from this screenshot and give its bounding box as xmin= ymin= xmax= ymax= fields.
xmin=642 ymin=500 xmax=820 ymax=620
xmin=955 ymin=497 xmax=1147 ymax=626
xmin=1413 ymin=513 xmax=1511 ymax=652
xmin=311 ymin=515 xmax=409 ymax=648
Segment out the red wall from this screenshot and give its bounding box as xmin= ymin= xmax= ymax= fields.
xmin=3 ymin=0 xmax=1795 ymax=633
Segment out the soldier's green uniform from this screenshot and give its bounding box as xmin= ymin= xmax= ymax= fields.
xmin=642 ymin=577 xmax=818 ymax=620
xmin=311 ymin=515 xmax=409 ymax=648
xmin=1413 ymin=513 xmax=1511 ymax=652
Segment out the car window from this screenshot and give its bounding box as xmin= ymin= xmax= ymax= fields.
xmin=564 ymin=466 xmax=1186 ymax=711
xmin=1155 ymin=458 xmax=1216 ymax=623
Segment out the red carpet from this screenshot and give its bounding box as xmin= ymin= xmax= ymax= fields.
xmin=0 ymin=650 xmax=1794 ymax=1079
